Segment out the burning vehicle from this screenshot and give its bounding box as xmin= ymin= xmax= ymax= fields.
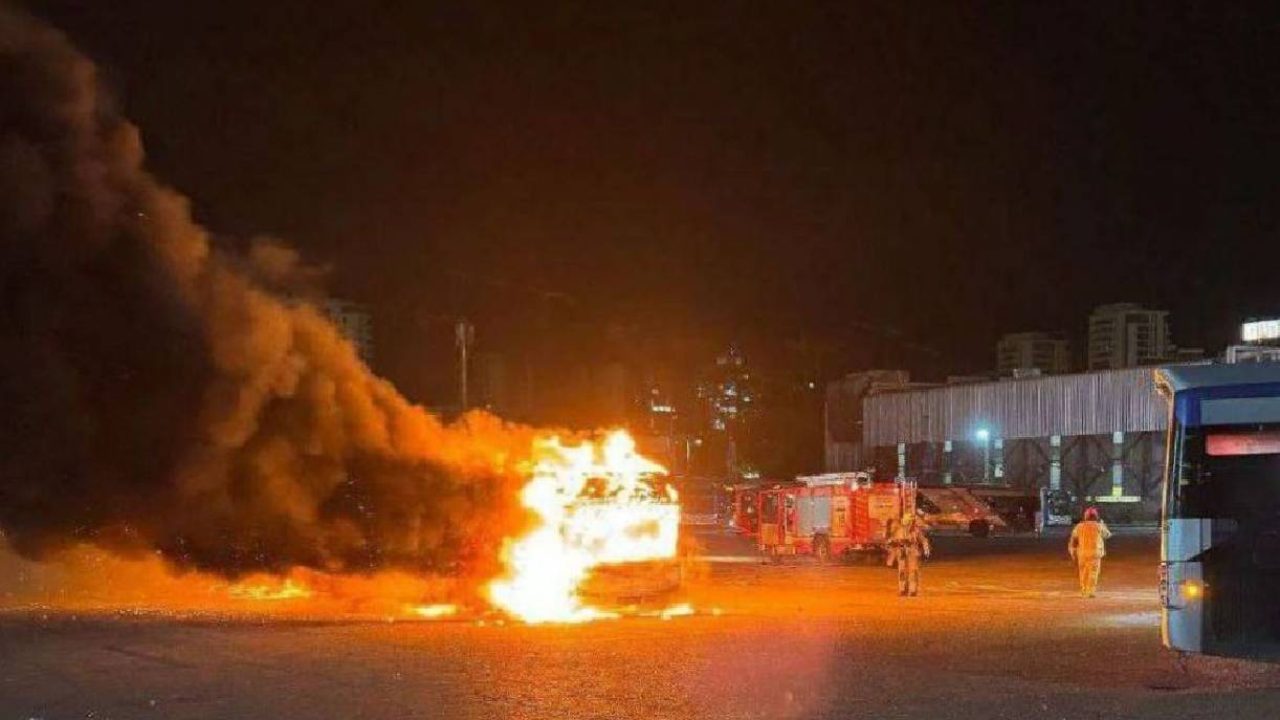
xmin=486 ymin=431 xmax=685 ymax=623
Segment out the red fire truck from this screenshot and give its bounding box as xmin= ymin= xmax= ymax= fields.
xmin=728 ymin=482 xmax=761 ymax=536
xmin=757 ymin=473 xmax=916 ymax=562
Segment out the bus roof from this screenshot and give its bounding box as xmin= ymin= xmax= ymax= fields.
xmin=1156 ymin=363 xmax=1280 ymax=394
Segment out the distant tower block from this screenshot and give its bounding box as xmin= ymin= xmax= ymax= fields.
xmin=324 ymin=299 xmax=374 ymax=365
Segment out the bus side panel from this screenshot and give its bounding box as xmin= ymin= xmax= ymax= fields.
xmin=1163 ymin=559 xmax=1205 ymax=653
xmin=1163 ymin=518 xmax=1214 ymax=563
xmin=1162 ymin=518 xmax=1213 ymax=653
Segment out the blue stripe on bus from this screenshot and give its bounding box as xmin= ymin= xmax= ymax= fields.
xmin=1175 ymin=382 xmax=1280 ymax=426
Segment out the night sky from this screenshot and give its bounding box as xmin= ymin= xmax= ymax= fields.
xmin=27 ymin=1 xmax=1280 ymax=399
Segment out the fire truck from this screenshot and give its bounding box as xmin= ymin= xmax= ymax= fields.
xmin=727 ymin=482 xmax=761 ymax=535
xmin=757 ymin=473 xmax=916 ymax=562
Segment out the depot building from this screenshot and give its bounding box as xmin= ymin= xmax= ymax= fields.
xmin=825 ymin=367 xmax=1170 ymax=519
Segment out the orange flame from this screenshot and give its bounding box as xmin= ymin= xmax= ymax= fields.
xmin=226 ymin=577 xmax=312 ymax=601
xmin=486 ymin=430 xmax=680 ymax=623
xmin=411 ymin=603 xmax=459 ymax=619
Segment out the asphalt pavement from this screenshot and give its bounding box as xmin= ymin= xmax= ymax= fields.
xmin=3 ymin=530 xmax=1280 ymax=719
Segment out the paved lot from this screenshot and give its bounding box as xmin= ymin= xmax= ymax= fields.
xmin=3 ymin=531 xmax=1280 ymax=719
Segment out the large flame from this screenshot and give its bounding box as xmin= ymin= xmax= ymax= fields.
xmin=226 ymin=577 xmax=312 ymax=601
xmin=487 ymin=430 xmax=680 ymax=623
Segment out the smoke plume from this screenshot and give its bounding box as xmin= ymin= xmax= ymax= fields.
xmin=0 ymin=6 xmax=532 ymax=579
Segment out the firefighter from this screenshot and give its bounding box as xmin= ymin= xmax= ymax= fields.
xmin=888 ymin=512 xmax=931 ymax=596
xmin=1068 ymin=506 xmax=1112 ymax=597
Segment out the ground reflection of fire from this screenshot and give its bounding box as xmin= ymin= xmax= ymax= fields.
xmin=486 ymin=430 xmax=683 ymax=624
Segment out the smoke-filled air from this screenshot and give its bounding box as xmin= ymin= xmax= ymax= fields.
xmin=0 ymin=6 xmax=538 ymax=582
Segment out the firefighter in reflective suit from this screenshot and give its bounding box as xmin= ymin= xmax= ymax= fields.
xmin=888 ymin=513 xmax=931 ymax=596
xmin=1068 ymin=506 xmax=1112 ymax=597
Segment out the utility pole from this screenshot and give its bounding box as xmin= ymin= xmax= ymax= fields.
xmin=455 ymin=319 xmax=474 ymax=412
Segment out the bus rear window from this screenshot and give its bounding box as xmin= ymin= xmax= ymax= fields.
xmin=1206 ymin=431 xmax=1280 ymax=457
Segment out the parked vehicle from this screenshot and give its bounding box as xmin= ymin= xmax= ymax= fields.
xmin=915 ymin=486 xmax=1007 ymax=537
xmin=727 ymin=482 xmax=761 ymax=536
xmin=1157 ymin=362 xmax=1280 ymax=659
xmin=967 ymin=486 xmax=1039 ymax=532
xmin=757 ymin=473 xmax=916 ymax=561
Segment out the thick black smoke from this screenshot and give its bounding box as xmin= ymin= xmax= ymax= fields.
xmin=0 ymin=6 xmax=530 ymax=578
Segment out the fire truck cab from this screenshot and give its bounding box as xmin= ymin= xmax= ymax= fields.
xmin=757 ymin=473 xmax=916 ymax=562
xmin=727 ymin=482 xmax=761 ymax=536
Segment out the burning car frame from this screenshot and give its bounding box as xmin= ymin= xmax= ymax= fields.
xmin=486 ymin=430 xmax=686 ymax=623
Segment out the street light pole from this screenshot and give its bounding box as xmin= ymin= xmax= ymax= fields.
xmin=455 ymin=319 xmax=474 ymax=412
xmin=976 ymin=428 xmax=991 ymax=483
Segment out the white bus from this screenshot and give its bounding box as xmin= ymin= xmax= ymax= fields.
xmin=1156 ymin=363 xmax=1280 ymax=658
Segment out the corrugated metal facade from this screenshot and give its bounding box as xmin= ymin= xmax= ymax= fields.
xmin=863 ymin=367 xmax=1167 ymax=447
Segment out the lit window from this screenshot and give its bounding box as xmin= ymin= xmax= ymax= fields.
xmin=1207 ymin=431 xmax=1280 ymax=456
